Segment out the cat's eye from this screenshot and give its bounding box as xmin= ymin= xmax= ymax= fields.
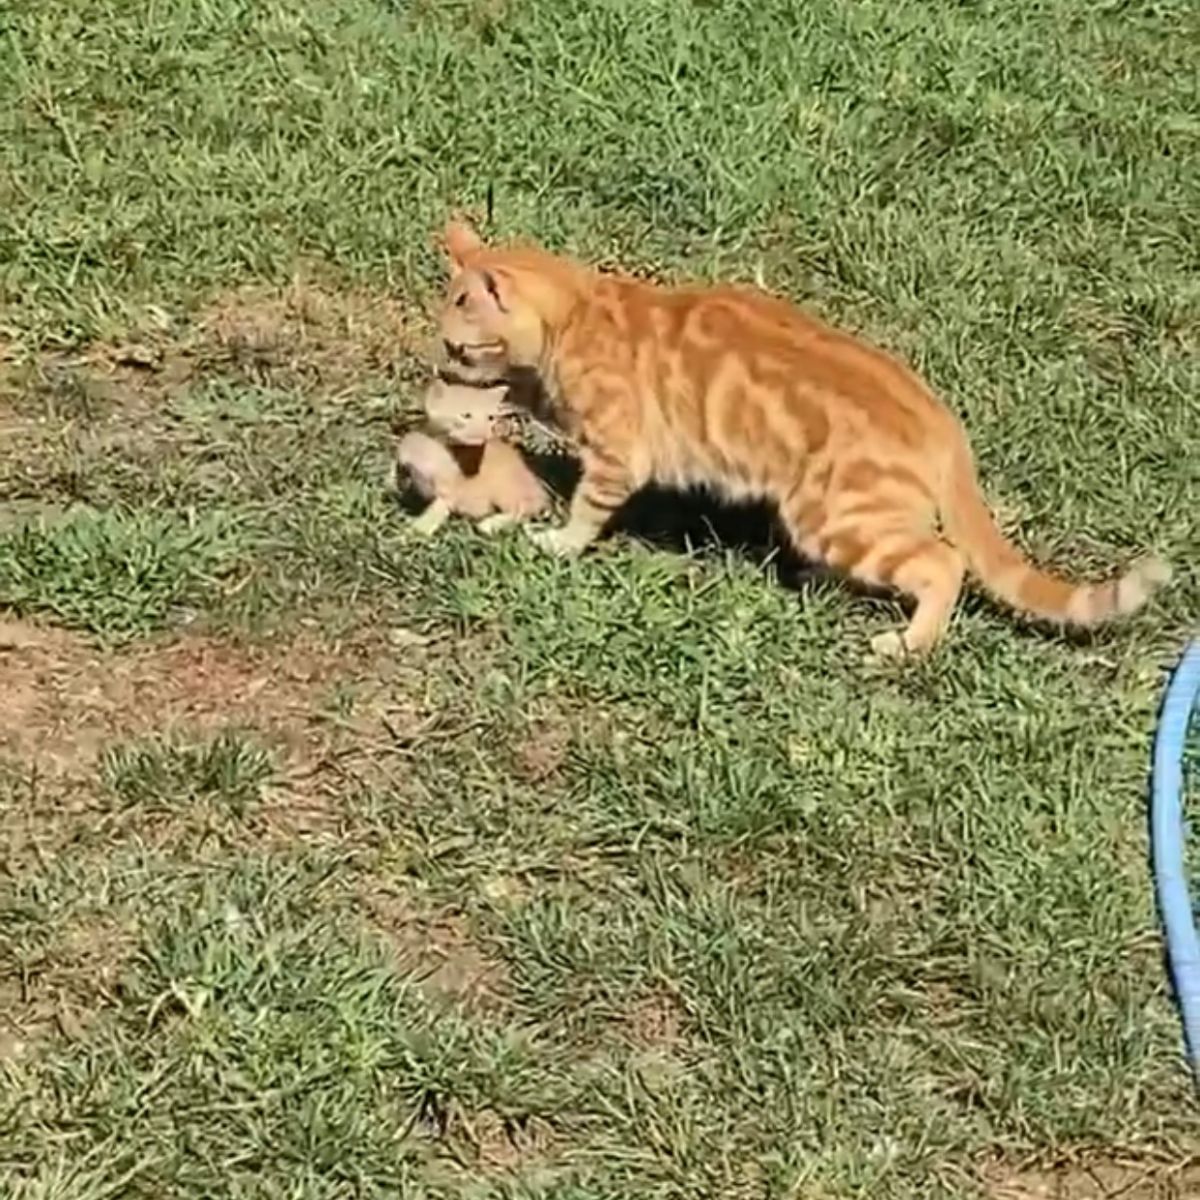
xmin=455 ymin=293 xmax=467 ymax=308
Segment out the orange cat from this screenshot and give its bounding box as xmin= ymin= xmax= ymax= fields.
xmin=436 ymin=218 xmax=1169 ymax=656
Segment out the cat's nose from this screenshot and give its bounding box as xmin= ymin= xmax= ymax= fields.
xmin=444 ymin=339 xmax=466 ymax=363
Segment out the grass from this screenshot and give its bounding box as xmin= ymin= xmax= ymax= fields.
xmin=0 ymin=506 xmax=245 ymax=639
xmin=100 ymin=729 xmax=274 ymax=816
xmin=1 ymin=1 xmax=1199 ymax=1197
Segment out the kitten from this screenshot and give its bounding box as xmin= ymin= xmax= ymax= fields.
xmin=395 ymin=394 xmax=549 ymax=538
xmin=433 ymin=217 xmax=1168 ymax=656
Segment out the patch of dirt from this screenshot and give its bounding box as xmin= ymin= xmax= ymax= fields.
xmin=512 ymin=719 xmax=572 ymax=783
xmin=0 ymin=613 xmax=453 ymax=1054
xmin=183 ymin=280 xmax=427 ymax=395
xmin=1068 ymin=298 xmax=1197 ymax=371
xmin=506 ymin=699 xmax=617 ymax=787
xmin=255 ymin=780 xmax=345 ymax=843
xmin=0 ymin=280 xmax=431 ymax=503
xmin=415 ymin=1092 xmax=557 ymax=1179
xmin=461 ymin=1107 xmax=555 ymax=1172
xmin=619 ymin=988 xmax=686 ymax=1049
xmin=981 ymin=1153 xmax=1200 ymax=1200
xmin=0 ymin=913 xmax=135 ymax=1062
xmin=0 ymin=617 xmax=417 ymax=772
xmin=0 ymin=616 xmax=438 ymax=866
xmin=1 ymin=280 xmax=428 ymax=414
xmin=359 ymin=887 xmax=509 ymax=1015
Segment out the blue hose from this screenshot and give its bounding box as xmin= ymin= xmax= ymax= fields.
xmin=1151 ymin=637 xmax=1200 ymax=1088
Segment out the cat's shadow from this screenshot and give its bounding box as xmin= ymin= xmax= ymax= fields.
xmin=529 ymin=458 xmax=1101 ymax=643
xmin=391 ymin=444 xmax=821 ymax=586
xmin=525 ymin=451 xmax=828 ymax=592
xmin=393 ymin=440 xmax=1100 ymax=645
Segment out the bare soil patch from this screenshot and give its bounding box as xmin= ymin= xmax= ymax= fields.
xmin=2 ymin=280 xmax=428 ymax=413
xmin=188 ymin=280 xmax=426 ymax=393
xmin=981 ymin=1153 xmax=1200 ymax=1200
xmin=0 ymin=913 xmax=136 ymax=1064
xmin=0 ymin=616 xmax=414 ymax=773
xmin=0 ymin=281 xmax=430 ymax=517
xmin=458 ymin=1106 xmax=556 ymax=1173
xmin=619 ymin=987 xmax=686 ymax=1050
xmin=359 ymin=886 xmax=510 ymax=1016
xmin=0 ymin=615 xmax=448 ymax=871
xmin=513 ymin=719 xmax=572 ymax=783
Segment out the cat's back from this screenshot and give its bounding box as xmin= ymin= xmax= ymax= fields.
xmin=672 ymin=280 xmax=941 ymax=427
xmin=587 ymin=272 xmax=843 ymax=361
xmin=568 ymin=270 xmax=945 ymax=450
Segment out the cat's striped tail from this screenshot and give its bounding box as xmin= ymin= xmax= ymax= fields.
xmin=942 ymin=444 xmax=1170 ymax=626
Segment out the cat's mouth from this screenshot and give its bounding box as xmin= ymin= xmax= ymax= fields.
xmin=443 ymin=338 xmax=504 ymax=367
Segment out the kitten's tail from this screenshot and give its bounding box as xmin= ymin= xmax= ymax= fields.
xmin=942 ymin=443 xmax=1170 ymax=626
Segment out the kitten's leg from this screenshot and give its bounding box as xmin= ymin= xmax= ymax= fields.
xmin=477 ymin=512 xmax=520 ymax=535
xmin=409 ymin=497 xmax=452 ymax=537
xmin=450 ymin=476 xmax=499 ymax=522
xmin=527 ymin=449 xmax=632 ymax=558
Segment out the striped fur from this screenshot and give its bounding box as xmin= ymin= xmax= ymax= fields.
xmin=437 ymin=219 xmax=1169 ymax=656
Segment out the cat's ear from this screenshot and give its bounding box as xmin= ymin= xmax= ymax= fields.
xmin=473 ymin=267 xmax=511 ymax=313
xmin=443 ymin=218 xmax=484 ymax=269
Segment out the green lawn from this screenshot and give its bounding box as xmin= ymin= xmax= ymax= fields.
xmin=2 ymin=1 xmax=1198 ymax=1197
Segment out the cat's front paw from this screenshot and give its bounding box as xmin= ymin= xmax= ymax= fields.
xmin=526 ymin=524 xmax=587 ymax=559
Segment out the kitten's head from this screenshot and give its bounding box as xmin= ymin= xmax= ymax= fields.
xmin=424 ymin=377 xmax=511 ymax=445
xmin=436 ymin=219 xmax=583 ymax=376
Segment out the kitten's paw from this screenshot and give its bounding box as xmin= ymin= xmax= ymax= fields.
xmin=526 ymin=524 xmax=586 ymax=559
xmin=408 ymin=500 xmax=451 ymax=538
xmin=477 ymin=512 xmax=519 ymax=536
xmin=868 ymin=630 xmax=908 ymax=662
xmin=407 ymin=516 xmax=442 ymax=538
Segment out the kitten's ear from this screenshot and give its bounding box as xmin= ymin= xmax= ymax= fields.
xmin=443 ymin=218 xmax=484 ymax=269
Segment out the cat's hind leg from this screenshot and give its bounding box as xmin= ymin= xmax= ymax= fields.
xmin=780 ymin=488 xmax=964 ymax=657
